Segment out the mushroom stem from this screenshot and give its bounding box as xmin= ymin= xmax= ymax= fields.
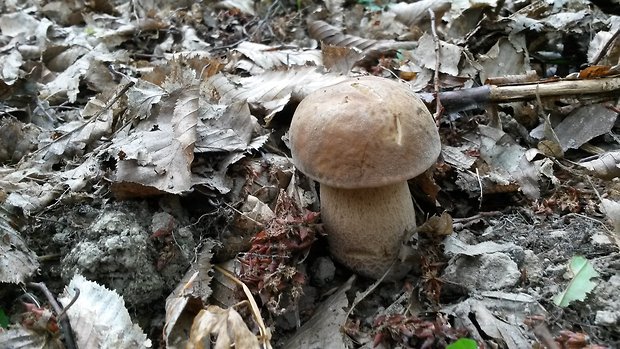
xmin=320 ymin=181 xmax=415 ymax=278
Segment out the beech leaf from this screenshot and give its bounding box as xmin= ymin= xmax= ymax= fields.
xmin=553 ymin=256 xmax=600 ymax=307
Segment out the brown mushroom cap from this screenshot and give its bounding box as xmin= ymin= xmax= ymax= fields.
xmin=289 ymin=76 xmax=441 ymax=189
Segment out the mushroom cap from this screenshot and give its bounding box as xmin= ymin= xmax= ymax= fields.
xmin=289 ymin=76 xmax=441 ymax=189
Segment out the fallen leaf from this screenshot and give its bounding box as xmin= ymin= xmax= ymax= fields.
xmin=413 ymin=32 xmax=463 ymax=76
xmin=186 ymin=306 xmax=261 ymax=349
xmin=419 ymin=212 xmax=454 ymax=237
xmin=112 ymin=88 xmax=198 ymax=195
xmin=478 ymin=125 xmax=542 ymax=199
xmin=0 ymin=210 xmax=39 ymax=283
xmin=164 ymin=242 xmax=216 ymax=349
xmin=387 ymin=0 xmax=451 ymax=27
xmin=444 ymin=297 xmax=531 ymax=349
xmin=233 ymin=42 xmax=322 ymax=75
xmin=447 ymin=338 xmax=478 ymax=349
xmin=443 ymin=235 xmax=520 ymax=257
xmin=553 ymin=256 xmax=600 ymax=307
xmin=58 ymin=274 xmax=152 ymax=348
xmin=599 ymin=198 xmax=620 ymax=247
xmin=554 ymin=103 xmax=617 ymax=152
xmin=578 ymin=65 xmax=614 ymax=78
xmin=579 ymin=151 xmax=620 ymax=179
xmin=283 ymin=276 xmax=354 ymax=349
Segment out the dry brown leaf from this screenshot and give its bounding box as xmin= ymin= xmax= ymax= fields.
xmin=164 ymin=241 xmax=216 ymax=349
xmin=478 ymin=125 xmax=542 ymax=199
xmin=388 ymin=0 xmax=451 ymax=27
xmin=216 ymin=0 xmax=255 ymax=15
xmin=208 ymin=68 xmax=348 ymax=124
xmin=283 ymin=276 xmax=353 ymax=349
xmin=477 ymin=38 xmax=530 ymax=84
xmin=233 ymin=42 xmax=322 ymax=74
xmin=186 ymin=306 xmax=261 ymax=349
xmin=307 ymin=20 xmax=417 ymax=53
xmin=321 ymin=44 xmax=363 ymax=73
xmin=195 ymin=101 xmax=264 ymax=153
xmin=0 ymin=49 xmax=22 ymax=85
xmin=578 ymin=65 xmax=615 ymax=78
xmin=0 ymin=326 xmax=63 ymax=349
xmin=579 ymin=151 xmax=620 ymax=179
xmin=443 ymin=296 xmax=535 ymax=349
xmin=40 ymin=46 xmax=127 ymax=104
xmin=112 ymin=88 xmax=198 ymax=195
xmin=58 ymin=274 xmax=152 ymax=348
xmin=0 ymin=209 xmax=39 ymax=283
xmin=418 ymin=212 xmax=454 ymax=237
xmin=600 ymin=198 xmax=620 ymax=246
xmin=554 ymin=104 xmax=618 ymax=152
xmin=413 ymin=32 xmax=463 ymax=76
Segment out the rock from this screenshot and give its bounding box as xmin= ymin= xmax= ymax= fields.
xmin=592 ymin=275 xmax=620 ymax=327
xmin=522 ymin=250 xmax=543 ymax=284
xmin=595 ymin=310 xmax=619 ymax=326
xmin=442 ymin=252 xmax=521 ymax=291
xmin=311 ymin=257 xmax=336 ymax=287
xmin=61 ymin=203 xmax=170 ymax=306
xmin=590 ymin=232 xmax=613 ymax=246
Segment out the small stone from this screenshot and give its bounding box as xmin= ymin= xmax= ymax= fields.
xmin=311 ymin=257 xmax=336 ymax=286
xmin=442 ymin=252 xmax=520 ymax=291
xmin=522 ymin=250 xmax=543 ymax=283
xmin=595 ymin=310 xmax=619 ymax=326
xmin=590 ymin=232 xmax=613 ymax=246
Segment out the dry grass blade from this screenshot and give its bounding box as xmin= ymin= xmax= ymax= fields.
xmin=214 ymin=265 xmax=272 ymax=349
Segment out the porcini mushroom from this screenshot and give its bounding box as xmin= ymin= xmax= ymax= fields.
xmin=288 ymin=76 xmax=441 ymax=278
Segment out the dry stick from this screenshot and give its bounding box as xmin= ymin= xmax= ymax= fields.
xmin=30 ymin=81 xmax=135 ymax=157
xmin=428 ymin=9 xmax=442 ymax=124
xmin=28 ymin=282 xmax=78 ymax=349
xmin=591 ymin=28 xmax=620 ymax=65
xmin=425 ymin=76 xmax=620 ymax=113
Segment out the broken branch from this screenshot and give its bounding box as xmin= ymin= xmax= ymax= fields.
xmin=422 ymin=76 xmax=620 ymax=113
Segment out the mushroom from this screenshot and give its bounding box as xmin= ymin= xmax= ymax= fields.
xmin=288 ymin=76 xmax=441 ymax=278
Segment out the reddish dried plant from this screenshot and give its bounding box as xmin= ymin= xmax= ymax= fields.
xmin=420 ymin=253 xmax=445 ymax=305
xmin=20 ymin=302 xmax=60 ymax=335
xmin=556 ymin=330 xmax=609 ymax=349
xmin=534 ymin=185 xmax=591 ymax=215
xmin=372 ymin=313 xmax=469 ymax=349
xmin=238 ymin=190 xmax=319 ymax=315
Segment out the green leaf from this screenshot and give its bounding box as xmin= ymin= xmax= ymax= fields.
xmin=447 ymin=338 xmax=478 ymax=349
xmin=0 ymin=308 xmax=9 ymax=329
xmin=553 ymin=256 xmax=600 ymax=307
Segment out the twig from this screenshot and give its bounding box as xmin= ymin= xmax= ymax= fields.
xmin=428 ymin=9 xmax=442 ymax=124
xmin=475 ymin=168 xmax=483 ymax=209
xmin=345 ymin=263 xmax=391 ymax=320
xmin=421 ymin=76 xmax=620 ymax=113
xmin=591 ymin=28 xmax=620 ymax=65
xmin=224 ymin=202 xmax=265 ymax=227
xmin=452 ymin=211 xmax=502 ymax=230
xmin=31 ymin=81 xmax=135 ymax=157
xmin=57 ymin=288 xmax=80 ymax=321
xmin=28 ymin=282 xmax=78 ymax=349
xmin=37 ymin=253 xmax=62 ymax=262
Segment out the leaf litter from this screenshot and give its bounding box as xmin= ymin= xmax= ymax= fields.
xmin=0 ymin=0 xmax=619 ymax=348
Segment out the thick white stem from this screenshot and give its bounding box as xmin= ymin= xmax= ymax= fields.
xmin=320 ymin=181 xmax=416 ymax=278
